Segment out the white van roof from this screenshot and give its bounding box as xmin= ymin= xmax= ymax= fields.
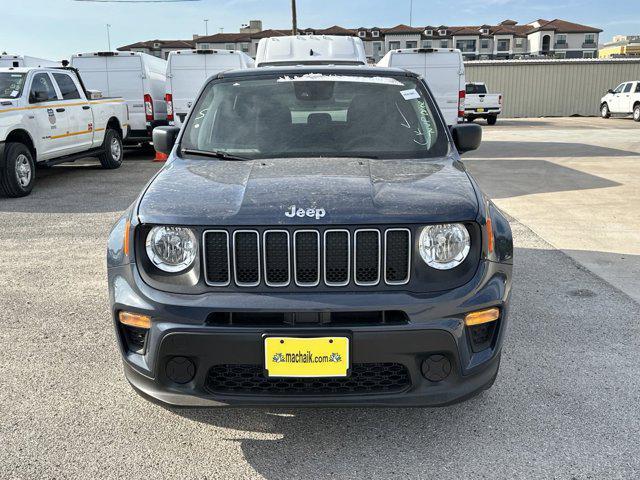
xmin=378 ymin=48 xmax=464 ymax=68
xmin=255 ymin=35 xmax=367 ymax=67
xmin=167 ymin=49 xmax=255 ymax=69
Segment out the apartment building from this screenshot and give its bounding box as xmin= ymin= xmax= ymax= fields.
xmin=118 ymin=18 xmax=601 ymax=62
xmin=117 ymin=39 xmax=194 ymax=59
xmin=599 ymin=35 xmax=640 ymax=58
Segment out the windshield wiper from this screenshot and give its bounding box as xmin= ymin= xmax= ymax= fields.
xmin=181 ymin=148 xmax=251 ymax=161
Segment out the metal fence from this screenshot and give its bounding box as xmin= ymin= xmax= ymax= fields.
xmin=464 ymin=58 xmax=640 ymax=118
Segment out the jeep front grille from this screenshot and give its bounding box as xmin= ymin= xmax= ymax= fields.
xmin=203 ymin=227 xmax=411 ymax=288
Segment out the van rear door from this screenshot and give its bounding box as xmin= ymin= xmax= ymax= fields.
xmin=105 ymin=55 xmax=145 ymax=132
xmin=169 ymin=52 xmax=241 ymax=125
xmin=379 ymin=51 xmax=463 ymax=126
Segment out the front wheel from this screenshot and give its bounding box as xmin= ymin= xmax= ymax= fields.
xmin=98 ymin=128 xmax=124 ymax=169
xmin=633 ymin=104 xmax=640 ymax=122
xmin=601 ymin=103 xmax=611 ymax=119
xmin=0 ymin=142 xmax=35 ymax=197
xmin=486 ymin=115 xmax=498 ymax=125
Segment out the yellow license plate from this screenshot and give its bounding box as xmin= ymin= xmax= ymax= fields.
xmin=264 ymin=336 xmax=349 ymax=378
xmin=476 ymin=108 xmax=485 ymax=112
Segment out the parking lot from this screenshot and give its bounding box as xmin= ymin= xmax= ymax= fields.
xmin=1 ymin=117 xmax=639 ymax=479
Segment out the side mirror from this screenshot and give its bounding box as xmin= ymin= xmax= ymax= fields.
xmin=152 ymin=126 xmax=180 ymax=155
xmin=608 ymin=89 xmax=615 ymax=94
xmin=451 ymin=123 xmax=482 ymax=154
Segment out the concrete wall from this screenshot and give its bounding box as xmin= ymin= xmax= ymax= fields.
xmin=464 ymin=58 xmax=640 ymax=117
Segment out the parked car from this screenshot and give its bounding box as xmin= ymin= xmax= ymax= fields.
xmin=70 ymin=52 xmax=168 ymax=143
xmin=165 ymin=49 xmax=254 ymax=127
xmin=0 ymin=66 xmax=129 ymax=197
xmin=600 ymin=81 xmax=640 ymax=122
xmin=255 ymin=35 xmax=367 ymax=67
xmin=464 ymin=82 xmax=502 ymax=125
xmin=0 ymin=54 xmax=61 ymax=68
xmin=107 ymin=63 xmax=513 ymax=407
xmin=377 ymin=48 xmax=466 ymax=126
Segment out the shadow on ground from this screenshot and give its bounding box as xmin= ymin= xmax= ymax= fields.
xmin=469 ymin=140 xmax=639 ymax=159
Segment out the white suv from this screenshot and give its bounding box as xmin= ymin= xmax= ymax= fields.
xmin=600 ymin=81 xmax=640 ymax=122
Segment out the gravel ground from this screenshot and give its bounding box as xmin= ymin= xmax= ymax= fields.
xmin=1 ymin=145 xmax=639 ymax=479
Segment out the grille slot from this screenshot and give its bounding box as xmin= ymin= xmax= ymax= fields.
xmin=384 ymin=229 xmax=411 ymax=285
xmin=205 ymin=363 xmax=411 ymax=396
xmin=324 ymin=229 xmax=350 ymax=286
xmin=203 ymin=230 xmax=230 ymax=286
xmin=263 ymin=230 xmax=290 ymax=287
xmin=294 ymin=230 xmax=320 ymax=286
xmin=233 ymin=230 xmax=260 ymax=286
xmin=354 ymin=229 xmax=381 ymax=285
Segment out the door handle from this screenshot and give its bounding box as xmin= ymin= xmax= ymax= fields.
xmin=82 ymin=105 xmax=90 ymax=110
xmin=56 ymin=108 xmax=66 ymax=112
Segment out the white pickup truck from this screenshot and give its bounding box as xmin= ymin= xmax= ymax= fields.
xmin=0 ymin=67 xmax=129 ymax=197
xmin=600 ymin=81 xmax=640 ymax=122
xmin=464 ymin=82 xmax=502 ymax=125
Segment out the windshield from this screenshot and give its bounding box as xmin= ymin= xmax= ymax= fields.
xmin=0 ymin=73 xmax=26 ymax=99
xmin=181 ymin=73 xmax=449 ymax=159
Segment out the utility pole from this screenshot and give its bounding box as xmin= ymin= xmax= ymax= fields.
xmin=409 ymin=0 xmax=413 ymax=26
xmin=291 ymin=0 xmax=298 ymax=35
xmin=204 ymin=19 xmax=209 ymax=36
xmin=106 ymin=24 xmax=111 ymax=51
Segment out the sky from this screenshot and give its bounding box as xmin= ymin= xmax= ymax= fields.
xmin=1 ymin=0 xmax=638 ymax=60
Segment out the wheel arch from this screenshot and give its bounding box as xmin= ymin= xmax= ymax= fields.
xmin=106 ymin=116 xmax=122 ymax=137
xmin=5 ymin=129 xmax=37 ymax=161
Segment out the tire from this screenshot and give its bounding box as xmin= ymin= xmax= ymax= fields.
xmin=601 ymin=103 xmax=611 ymax=119
xmin=633 ymin=104 xmax=640 ymax=122
xmin=98 ymin=128 xmax=124 ymax=169
xmin=0 ymin=142 xmax=35 ymax=198
xmin=486 ymin=115 xmax=498 ymax=125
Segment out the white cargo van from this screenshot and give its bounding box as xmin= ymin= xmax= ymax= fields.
xmin=0 ymin=55 xmax=60 ymax=68
xmin=255 ymin=35 xmax=367 ymax=67
xmin=70 ymin=52 xmax=168 ymax=143
xmin=165 ymin=49 xmax=255 ymax=127
xmin=378 ymin=48 xmax=465 ymax=126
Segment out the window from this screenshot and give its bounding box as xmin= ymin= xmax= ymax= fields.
xmin=555 ymin=52 xmax=566 ymax=59
xmin=583 ymin=51 xmax=595 ymax=59
xmin=456 ymin=40 xmax=476 ymax=52
xmin=389 ymin=41 xmax=400 ymax=50
xmin=440 ymin=40 xmax=448 ymax=48
xmin=225 ymin=43 xmax=235 ymax=50
xmin=29 ymin=73 xmax=57 ymax=103
xmin=406 ymin=41 xmax=418 ymax=49
xmin=424 ymin=30 xmax=433 ymax=36
xmin=466 ymin=83 xmax=487 ymax=94
xmin=372 ymin=30 xmax=380 ymax=37
xmin=497 ymin=39 xmax=510 ymax=52
xmin=613 ymin=83 xmax=625 ymax=93
xmin=182 ymin=75 xmax=449 ymax=160
xmin=199 ymin=43 xmax=210 ymax=49
xmin=438 ymin=29 xmax=448 ymax=36
xmin=556 ymin=34 xmax=567 ymax=45
xmin=373 ymin=42 xmax=382 ymax=53
xmin=481 ymin=39 xmax=490 ymax=49
xmin=0 ymin=72 xmax=26 ymax=99
xmin=623 ymin=83 xmax=633 ymax=93
xmin=480 ymin=28 xmax=489 ymax=35
xmin=585 ymin=33 xmax=595 ymax=44
xmin=358 ymin=31 xmax=366 ymax=38
xmin=636 ymin=83 xmax=640 ymax=93
xmin=515 ymin=38 xmax=524 ymax=48
xmin=240 ymin=43 xmax=250 ymax=53
xmin=422 ymin=40 xmax=432 ymax=48
xmin=52 ymin=73 xmax=81 ymax=100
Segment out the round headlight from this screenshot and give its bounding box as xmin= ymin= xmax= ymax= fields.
xmin=145 ymin=226 xmax=198 ymax=273
xmin=418 ymin=223 xmax=470 ymax=270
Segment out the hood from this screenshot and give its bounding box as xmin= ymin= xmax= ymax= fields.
xmin=137 ymin=155 xmax=479 ymax=226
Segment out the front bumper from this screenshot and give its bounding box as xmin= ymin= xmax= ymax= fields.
xmin=109 ymin=259 xmax=512 ymax=407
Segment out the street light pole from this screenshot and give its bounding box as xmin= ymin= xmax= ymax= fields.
xmin=106 ymin=24 xmax=111 ymax=51
xmin=409 ymin=0 xmax=413 ymax=26
xmin=204 ymin=18 xmax=209 ymax=36
xmin=291 ymin=0 xmax=297 ymax=35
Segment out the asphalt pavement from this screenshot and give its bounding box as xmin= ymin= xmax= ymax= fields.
xmin=1 ymin=121 xmax=639 ymax=479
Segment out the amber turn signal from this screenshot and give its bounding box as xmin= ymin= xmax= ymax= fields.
xmin=464 ymin=307 xmax=500 ymax=326
xmin=119 ymin=311 xmax=151 ymax=329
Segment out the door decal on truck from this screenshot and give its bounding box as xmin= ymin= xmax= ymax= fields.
xmin=47 ymin=108 xmax=56 ymax=125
